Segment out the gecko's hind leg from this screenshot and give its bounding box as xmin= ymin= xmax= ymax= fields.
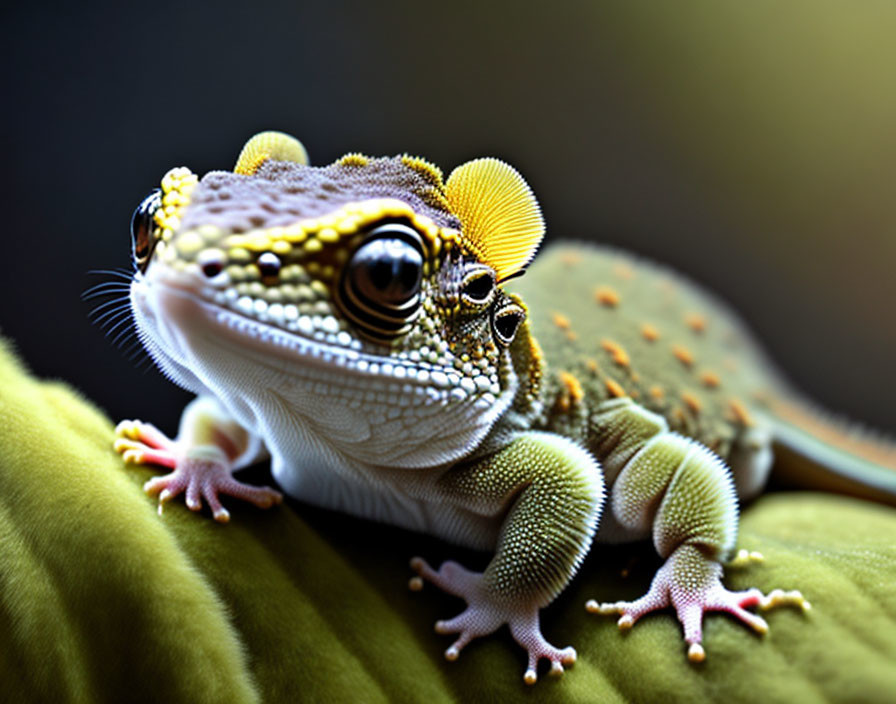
xmin=585 ymin=400 xmax=808 ymax=660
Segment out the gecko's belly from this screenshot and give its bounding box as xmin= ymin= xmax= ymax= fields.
xmin=268 ymin=444 xmax=501 ymax=550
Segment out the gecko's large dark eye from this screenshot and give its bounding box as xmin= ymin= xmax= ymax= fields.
xmin=131 ymin=189 xmax=161 ymax=274
xmin=492 ymin=303 xmax=525 ymax=346
xmin=338 ymin=222 xmax=425 ymax=342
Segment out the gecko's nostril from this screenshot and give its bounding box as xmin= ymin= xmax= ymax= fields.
xmin=202 ymin=262 xmax=223 ymax=278
xmin=197 ymin=249 xmax=226 ymax=279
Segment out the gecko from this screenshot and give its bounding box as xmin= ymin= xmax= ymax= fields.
xmin=111 ymin=131 xmax=896 ymax=685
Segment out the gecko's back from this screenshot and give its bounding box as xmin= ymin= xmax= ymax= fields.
xmin=511 ymin=243 xmax=896 ymax=504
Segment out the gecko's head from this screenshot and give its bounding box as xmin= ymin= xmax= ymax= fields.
xmin=128 ymin=132 xmax=544 ymax=468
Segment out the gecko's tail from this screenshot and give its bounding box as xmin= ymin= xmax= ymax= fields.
xmin=765 ymin=394 xmax=896 ymax=506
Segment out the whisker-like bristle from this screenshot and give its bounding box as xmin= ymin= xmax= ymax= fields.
xmin=82 ymin=283 xmax=131 ymax=301
xmin=88 ymin=297 xmax=130 ymax=320
xmin=87 ymin=268 xmax=135 ymax=280
xmin=95 ymin=307 xmax=131 ymax=329
xmin=103 ymin=313 xmax=134 ymax=342
xmin=111 ymin=322 xmax=137 ymax=350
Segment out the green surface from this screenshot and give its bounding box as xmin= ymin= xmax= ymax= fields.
xmin=1 ymin=339 xmax=894 ymax=703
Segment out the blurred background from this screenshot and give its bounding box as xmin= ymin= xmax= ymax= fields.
xmin=1 ymin=0 xmax=894 ymax=434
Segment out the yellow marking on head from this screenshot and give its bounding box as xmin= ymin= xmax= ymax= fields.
xmin=600 ymin=339 xmax=630 ymax=368
xmin=672 ymin=344 xmax=695 ymax=367
xmin=155 ymin=167 xmax=199 ymax=240
xmin=613 ymin=262 xmax=635 ymax=280
xmin=205 ymin=198 xmax=458 ymax=263
xmin=339 ymin=153 xmax=370 ymax=167
xmin=401 ymin=154 xmax=445 ymax=185
xmin=605 ymin=378 xmax=627 ymax=398
xmin=595 ymin=286 xmax=621 ymax=307
xmin=700 ymin=371 xmax=721 ymax=389
xmin=234 ymin=131 xmax=309 ymax=175
xmin=649 ymin=385 xmax=665 ymax=400
xmin=727 ymin=398 xmax=754 ymax=426
xmin=445 ymin=158 xmax=544 ymax=281
xmin=552 ymin=312 xmax=571 ymax=330
xmin=641 ymin=323 xmax=660 ymax=342
xmin=685 ymin=313 xmax=707 ymax=333
xmin=682 ymin=391 xmax=702 ymax=414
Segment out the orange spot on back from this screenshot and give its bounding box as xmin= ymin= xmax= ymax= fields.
xmin=682 ymin=391 xmax=702 ymax=414
xmin=595 ymin=286 xmax=621 ymax=307
xmin=552 ymin=312 xmax=571 ymax=330
xmin=685 ymin=313 xmax=707 ymax=333
xmin=559 ymin=371 xmax=585 ymax=403
xmin=727 ymin=398 xmax=754 ymax=427
xmin=700 ymin=371 xmax=721 ymax=388
xmin=600 ymin=339 xmax=631 ymax=367
xmin=559 ymin=252 xmax=583 ymax=266
xmin=612 ymin=262 xmax=635 ymax=280
xmin=585 ymin=358 xmax=600 ymax=373
xmin=672 ymin=344 xmax=695 ymax=367
xmin=565 ymin=330 xmax=578 ymax=342
xmin=605 ymin=378 xmax=627 ymax=398
xmin=641 ymin=324 xmax=660 ymax=342
xmin=649 ymin=385 xmax=665 ymax=400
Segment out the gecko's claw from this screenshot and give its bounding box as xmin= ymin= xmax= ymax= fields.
xmin=411 ymin=556 xmax=576 ymax=685
xmin=143 ymin=457 xmax=282 ymax=521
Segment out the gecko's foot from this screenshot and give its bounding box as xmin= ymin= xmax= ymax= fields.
xmin=585 ymin=544 xmax=809 ymax=662
xmin=410 ymin=556 xmax=576 ymax=685
xmin=114 ymin=419 xmax=282 ymax=522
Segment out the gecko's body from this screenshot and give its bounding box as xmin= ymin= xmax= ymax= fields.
xmin=113 ymin=132 xmax=896 ymax=684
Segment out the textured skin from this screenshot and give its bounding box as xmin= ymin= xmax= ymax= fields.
xmin=113 ymin=133 xmax=892 ymax=684
xmin=512 ymin=244 xmax=772 ymax=453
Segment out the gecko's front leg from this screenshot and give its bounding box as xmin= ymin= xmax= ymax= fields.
xmin=412 ymin=432 xmax=604 ymax=684
xmin=114 ymin=395 xmax=281 ymax=522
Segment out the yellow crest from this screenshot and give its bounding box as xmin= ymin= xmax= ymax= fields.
xmin=234 ymin=131 xmax=309 ymax=175
xmin=445 ymin=158 xmax=544 ymax=281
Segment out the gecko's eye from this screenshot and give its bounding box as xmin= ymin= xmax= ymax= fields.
xmin=338 ymin=222 xmax=424 ymax=341
xmin=460 ymin=265 xmax=496 ymax=306
xmin=492 ymin=303 xmax=525 ymax=346
xmin=131 ymin=189 xmax=161 ymax=274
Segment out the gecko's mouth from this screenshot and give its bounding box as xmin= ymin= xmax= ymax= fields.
xmin=135 ymin=272 xmax=494 ymax=404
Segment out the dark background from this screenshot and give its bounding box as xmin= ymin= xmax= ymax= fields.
xmin=2 ymin=0 xmax=894 ymax=435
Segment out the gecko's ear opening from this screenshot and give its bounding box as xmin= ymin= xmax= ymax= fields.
xmin=445 ymin=158 xmax=544 ymax=282
xmin=234 ymin=131 xmax=309 ymax=175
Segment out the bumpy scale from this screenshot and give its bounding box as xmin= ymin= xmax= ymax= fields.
xmin=111 ymin=131 xmax=895 ymax=684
